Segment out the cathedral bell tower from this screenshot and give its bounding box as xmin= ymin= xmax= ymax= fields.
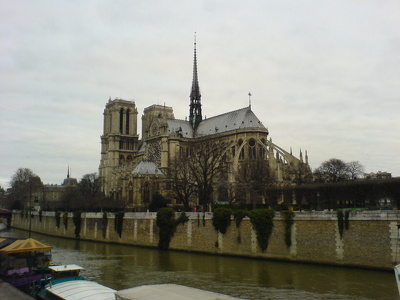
xmin=99 ymin=98 xmax=139 ymax=196
xmin=189 ymin=35 xmax=202 ymax=129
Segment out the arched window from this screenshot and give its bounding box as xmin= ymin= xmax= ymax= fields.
xmin=119 ymin=108 xmax=124 ymax=133
xmin=249 ymin=139 xmax=256 ymax=159
xmin=126 ymin=109 xmax=130 ymax=134
xmin=238 ymin=139 xmax=245 ymax=160
xmin=128 ymin=181 xmax=134 ymax=203
xmin=143 ymin=182 xmax=150 ymax=204
xmin=259 ymin=145 xmax=266 ymax=159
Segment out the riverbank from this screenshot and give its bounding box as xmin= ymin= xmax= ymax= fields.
xmin=10 ymin=210 xmax=400 ymax=271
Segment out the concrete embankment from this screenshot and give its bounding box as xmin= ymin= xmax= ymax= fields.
xmin=10 ymin=210 xmax=400 ymax=271
xmin=0 ymin=280 xmax=34 ymax=300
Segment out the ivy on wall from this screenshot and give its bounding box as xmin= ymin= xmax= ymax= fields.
xmin=55 ymin=211 xmax=61 ymax=228
xmin=73 ymin=211 xmax=82 ymax=239
xmin=62 ymin=212 xmax=68 ymax=230
xmin=114 ymin=211 xmax=125 ymax=238
xmin=212 ymin=207 xmax=232 ymax=234
xmin=102 ymin=212 xmax=108 ymax=239
xmin=344 ymin=210 xmax=350 ymax=230
xmin=280 ymin=210 xmax=295 ymax=248
xmin=248 ymin=209 xmax=275 ymax=252
xmin=156 ymin=208 xmax=189 ymax=250
xmin=338 ymin=210 xmax=350 ymax=238
xmin=233 ymin=210 xmax=247 ymax=244
xmin=233 ymin=210 xmax=247 ymax=228
xmin=337 ymin=210 xmax=344 ymax=237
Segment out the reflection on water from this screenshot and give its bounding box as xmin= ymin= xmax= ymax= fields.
xmin=1 ymin=228 xmax=398 ymax=300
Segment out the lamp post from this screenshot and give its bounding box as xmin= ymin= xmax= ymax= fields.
xmin=29 ymin=179 xmax=32 ymax=238
xmin=317 ymin=192 xmax=320 ymax=211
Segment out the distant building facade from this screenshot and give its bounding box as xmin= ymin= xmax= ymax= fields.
xmin=42 ymin=168 xmax=78 ymax=210
xmin=364 ymin=171 xmax=392 ymax=180
xmin=99 ymin=42 xmax=311 ymax=210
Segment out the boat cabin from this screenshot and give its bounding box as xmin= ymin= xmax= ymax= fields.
xmin=48 ymin=264 xmax=84 ymax=283
xmin=0 ymin=237 xmax=52 ymax=287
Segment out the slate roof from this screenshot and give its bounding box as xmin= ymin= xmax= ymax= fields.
xmin=196 ymin=107 xmax=266 ymax=137
xmin=167 ymin=107 xmax=266 ymax=138
xmin=167 ymin=119 xmax=194 ymax=138
xmin=132 ymin=161 xmax=163 ymax=175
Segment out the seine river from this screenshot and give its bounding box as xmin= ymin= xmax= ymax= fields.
xmin=1 ymin=226 xmax=398 ymax=300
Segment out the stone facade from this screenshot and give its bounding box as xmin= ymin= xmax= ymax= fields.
xmin=98 ymin=44 xmax=311 ymax=210
xmin=11 ymin=210 xmax=400 ymax=270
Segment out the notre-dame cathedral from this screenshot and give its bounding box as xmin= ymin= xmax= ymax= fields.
xmin=99 ymin=42 xmax=311 ymax=210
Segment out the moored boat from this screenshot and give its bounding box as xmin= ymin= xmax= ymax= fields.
xmin=115 ymin=284 xmax=244 ymax=300
xmin=0 ymin=237 xmax=52 ymax=289
xmin=394 ymin=264 xmax=400 ymax=296
xmin=34 ymin=264 xmax=116 ymax=300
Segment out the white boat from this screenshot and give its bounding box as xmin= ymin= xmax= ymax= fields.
xmin=394 ymin=264 xmax=400 ymax=296
xmin=46 ymin=279 xmax=116 ymax=300
xmin=35 ymin=264 xmax=116 ymax=300
xmin=115 ymin=284 xmax=244 ymax=300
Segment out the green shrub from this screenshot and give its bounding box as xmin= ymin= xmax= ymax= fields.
xmin=73 ymin=211 xmax=82 ymax=239
xmin=157 ymin=208 xmax=176 ymax=250
xmin=337 ymin=210 xmax=344 ymax=238
xmin=281 ymin=210 xmax=295 ymax=248
xmin=212 ymin=207 xmax=232 ymax=234
xmin=148 ymin=193 xmax=168 ymax=212
xmin=233 ymin=209 xmax=247 ymax=244
xmin=114 ymin=211 xmax=125 ymax=238
xmin=55 ymin=211 xmax=61 ymax=228
xmin=233 ymin=210 xmax=247 ymax=228
xmin=344 ymin=210 xmax=350 ymax=230
xmin=62 ymin=212 xmax=68 ymax=230
xmin=156 ymin=209 xmax=189 ymax=250
xmin=248 ymin=209 xmax=275 ymax=252
xmin=102 ymin=212 xmax=108 ymax=238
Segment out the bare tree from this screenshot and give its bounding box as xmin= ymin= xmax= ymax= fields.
xmin=168 ymin=155 xmax=197 ymax=211
xmin=236 ymin=158 xmax=274 ymax=207
xmin=347 ymin=161 xmax=365 ymax=180
xmin=77 ymin=173 xmax=105 ymax=210
xmin=186 ymin=140 xmax=229 ymax=211
xmin=8 ymin=168 xmax=43 ymax=209
xmin=314 ymin=158 xmax=350 ymax=182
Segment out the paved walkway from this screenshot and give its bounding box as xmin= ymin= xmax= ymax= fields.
xmin=0 ymin=280 xmax=33 ymax=299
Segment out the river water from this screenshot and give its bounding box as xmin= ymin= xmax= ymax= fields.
xmin=1 ymin=226 xmax=398 ymax=300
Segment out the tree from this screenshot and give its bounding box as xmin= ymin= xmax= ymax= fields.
xmin=314 ymin=159 xmax=366 ymax=183
xmin=236 ymin=158 xmax=274 ymax=207
xmin=168 ymin=155 xmax=197 ymax=211
xmin=186 ymin=140 xmax=229 ymax=211
xmin=8 ymin=168 xmax=43 ymax=209
xmin=148 ymin=192 xmax=168 ymax=212
xmin=77 ymin=173 xmax=105 ymax=211
xmin=57 ymin=173 xmax=107 ymax=211
xmin=314 ymin=158 xmax=350 ymax=182
xmin=347 ymin=161 xmax=365 ymax=180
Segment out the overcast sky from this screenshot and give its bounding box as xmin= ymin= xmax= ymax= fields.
xmin=1 ymin=0 xmax=399 ymax=189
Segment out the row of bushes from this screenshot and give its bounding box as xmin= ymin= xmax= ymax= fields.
xmin=212 ymin=207 xmax=294 ymax=252
xmin=28 ymin=208 xmax=350 ymax=252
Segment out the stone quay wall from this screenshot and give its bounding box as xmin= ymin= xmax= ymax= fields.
xmin=10 ymin=210 xmax=400 ymax=270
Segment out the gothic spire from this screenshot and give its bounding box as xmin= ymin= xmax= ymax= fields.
xmin=189 ymin=33 xmax=202 ymax=129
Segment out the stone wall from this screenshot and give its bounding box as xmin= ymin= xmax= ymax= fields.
xmin=10 ymin=210 xmax=400 ymax=270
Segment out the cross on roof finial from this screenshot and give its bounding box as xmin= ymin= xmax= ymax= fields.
xmin=248 ymin=92 xmax=252 ymax=108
